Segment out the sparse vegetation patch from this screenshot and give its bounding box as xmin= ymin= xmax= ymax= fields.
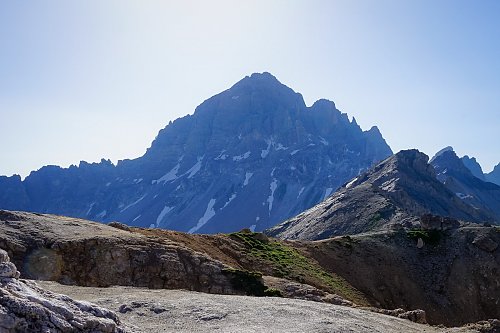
xmin=229 ymin=231 xmax=368 ymax=305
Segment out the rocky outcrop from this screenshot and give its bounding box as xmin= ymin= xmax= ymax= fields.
xmin=0 ymin=211 xmax=236 ymax=294
xmin=0 ymin=72 xmax=392 ymax=234
xmin=0 ymin=249 xmax=126 ymax=333
xmin=267 ymin=150 xmax=495 ymax=241
xmin=420 ymin=214 xmax=460 ymax=231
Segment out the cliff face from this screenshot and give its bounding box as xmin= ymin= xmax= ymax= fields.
xmin=0 ymin=73 xmax=392 ymax=233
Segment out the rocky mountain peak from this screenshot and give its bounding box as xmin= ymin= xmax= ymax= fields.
xmin=430 ymin=149 xmax=474 ymax=181
xmin=392 ymin=149 xmax=431 ymax=171
xmin=0 ymin=73 xmax=393 ymax=234
xmin=429 ymin=146 xmax=453 ymax=163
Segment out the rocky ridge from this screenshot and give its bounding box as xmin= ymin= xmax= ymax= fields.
xmin=267 ymin=149 xmax=496 ymax=241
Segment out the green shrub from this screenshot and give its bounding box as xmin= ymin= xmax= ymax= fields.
xmin=407 ymin=229 xmax=441 ymax=245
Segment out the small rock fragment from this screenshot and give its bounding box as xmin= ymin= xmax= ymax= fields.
xmin=416 ymin=238 xmax=424 ymax=249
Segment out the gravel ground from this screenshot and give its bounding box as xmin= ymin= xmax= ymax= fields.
xmin=38 ymin=281 xmax=474 ymax=333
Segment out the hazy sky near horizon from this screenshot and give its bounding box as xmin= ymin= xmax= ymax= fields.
xmin=1 ymin=0 xmax=499 ymax=178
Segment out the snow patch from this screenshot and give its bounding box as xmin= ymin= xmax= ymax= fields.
xmin=215 ymin=151 xmax=229 ymax=160
xmin=290 ymin=150 xmax=300 ymax=156
xmin=153 ymin=164 xmax=180 ymax=184
xmin=96 ymin=210 xmax=107 ymax=219
xmin=120 ymin=194 xmax=146 ymax=213
xmin=261 ymin=140 xmax=272 ymax=158
xmin=249 ymin=225 xmax=256 ymax=232
xmin=133 ymin=215 xmax=141 ymax=222
xmin=267 ymin=179 xmax=278 ymax=214
xmin=297 ymin=187 xmax=305 ymax=199
xmin=323 ymin=188 xmax=333 ymax=200
xmin=233 ymin=151 xmax=251 ymax=161
xmin=319 ymin=137 xmax=329 ymax=146
xmin=456 ymin=192 xmax=473 ymax=200
xmin=243 ymin=172 xmax=253 ymax=186
xmin=345 ymin=177 xmax=358 ymax=189
xmin=275 ymin=143 xmax=287 ymax=150
xmin=256 ymin=216 xmax=260 ymax=221
xmin=186 ymin=156 xmax=204 ymax=178
xmin=105 ymin=182 xmax=111 ymax=187
xmin=188 ymin=199 xmax=217 ymax=233
xmin=149 ymin=224 xmax=155 ymax=228
xmin=222 ymin=194 xmax=237 ymax=209
xmin=156 ymin=206 xmax=174 ymax=227
xmin=133 ymin=178 xmax=143 ymax=184
xmin=232 ymin=95 xmax=239 ymax=100
xmin=86 ymin=202 xmax=95 ymax=216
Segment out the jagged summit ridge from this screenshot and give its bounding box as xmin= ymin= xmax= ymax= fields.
xmin=0 ymin=73 xmax=392 ymax=234
xmin=431 ymin=146 xmax=500 ymax=186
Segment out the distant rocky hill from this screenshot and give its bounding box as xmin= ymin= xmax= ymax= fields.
xmin=430 ymin=149 xmax=500 ymax=221
xmin=0 ymin=73 xmax=392 ymax=233
xmin=267 ymin=149 xmax=499 ymax=241
xmin=431 ymin=147 xmax=500 ymax=187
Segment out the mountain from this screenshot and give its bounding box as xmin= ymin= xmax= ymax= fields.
xmin=0 ymin=73 xmax=392 ymax=233
xmin=430 ymin=149 xmax=500 ymax=221
xmin=485 ymin=163 xmax=500 ymax=186
xmin=267 ymin=149 xmax=497 ymax=241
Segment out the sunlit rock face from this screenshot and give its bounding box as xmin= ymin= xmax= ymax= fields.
xmin=0 ymin=73 xmax=392 ymax=233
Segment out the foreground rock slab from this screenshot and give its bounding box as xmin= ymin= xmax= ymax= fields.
xmin=39 ymin=281 xmax=475 ymax=333
xmin=0 ymin=249 xmax=125 ymax=333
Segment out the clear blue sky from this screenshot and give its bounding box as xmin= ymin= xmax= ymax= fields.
xmin=1 ymin=0 xmax=499 ymax=178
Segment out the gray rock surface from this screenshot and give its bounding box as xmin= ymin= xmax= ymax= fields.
xmin=0 ymin=249 xmax=125 ymax=333
xmin=0 ymin=211 xmax=236 ymax=294
xmin=38 ymin=281 xmax=473 ymax=333
xmin=0 ymin=72 xmax=392 ymax=233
